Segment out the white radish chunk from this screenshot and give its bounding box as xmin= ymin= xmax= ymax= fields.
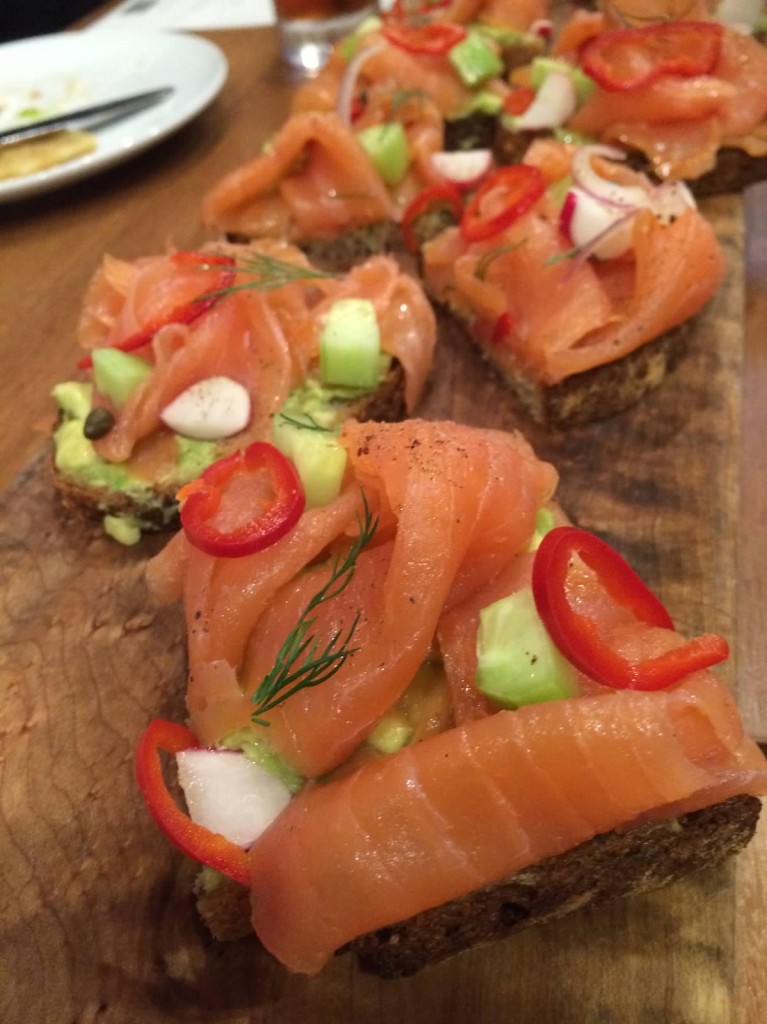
xmin=565 ymin=187 xmax=637 ymax=260
xmin=160 ymin=376 xmax=251 ymax=440
xmin=512 ymin=71 xmax=577 ymax=130
xmin=431 ymin=148 xmax=494 ymax=189
xmin=176 ymin=748 xmax=292 ymax=848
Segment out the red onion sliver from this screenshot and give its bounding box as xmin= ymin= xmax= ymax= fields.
xmin=336 ymin=39 xmax=386 ymax=126
xmin=571 ymin=144 xmax=649 ymax=210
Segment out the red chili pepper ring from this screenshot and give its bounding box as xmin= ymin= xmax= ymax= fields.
xmin=178 ymin=441 xmax=306 ymax=559
xmin=532 ymin=526 xmax=729 ymax=690
xmin=401 ymin=182 xmax=464 ymax=253
xmin=460 ymin=164 xmax=546 ymax=243
xmin=135 ymin=719 xmax=251 ymax=886
xmin=580 ymin=21 xmax=723 ymax=93
xmin=381 ymin=21 xmax=466 ymax=57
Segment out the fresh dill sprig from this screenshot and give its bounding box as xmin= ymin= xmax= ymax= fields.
xmin=544 ymin=245 xmax=581 ymax=267
xmin=388 ymin=88 xmax=428 ymax=121
xmin=277 ymin=412 xmax=333 ymax=432
xmin=474 ymin=240 xmax=527 ymax=281
xmin=197 ymin=252 xmax=341 ymax=300
xmin=250 ymin=493 xmax=378 ymax=725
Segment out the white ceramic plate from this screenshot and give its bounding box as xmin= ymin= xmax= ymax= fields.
xmin=0 ymin=29 xmax=228 ymax=202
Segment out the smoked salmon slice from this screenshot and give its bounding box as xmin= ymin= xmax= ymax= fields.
xmin=422 ymin=179 xmax=724 ymax=385
xmin=146 ymin=419 xmax=558 ymax=777
xmin=201 ymin=112 xmax=397 ymax=241
xmin=247 ymin=673 xmax=767 ymax=974
xmin=560 ymin=22 xmax=767 ymax=181
xmin=76 ymin=239 xmax=435 ymax=467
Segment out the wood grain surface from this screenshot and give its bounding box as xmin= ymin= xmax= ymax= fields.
xmin=0 ymin=22 xmax=765 ymax=1024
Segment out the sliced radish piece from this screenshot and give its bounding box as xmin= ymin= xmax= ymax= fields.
xmin=571 ymin=144 xmax=649 ymax=210
xmin=430 ymin=148 xmax=494 ymax=189
xmin=648 ymin=180 xmax=697 ymax=223
xmin=176 ymin=748 xmax=292 ymax=848
xmin=511 ymin=71 xmax=577 ymax=131
xmin=160 ymin=376 xmax=251 ymax=440
xmin=530 ymin=19 xmax=553 ymax=41
xmin=564 ymin=187 xmax=638 ymax=260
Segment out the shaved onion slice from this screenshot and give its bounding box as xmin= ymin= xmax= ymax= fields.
xmin=571 ymin=144 xmax=649 ymax=210
xmin=512 ymin=71 xmax=577 ymax=131
xmin=336 ymin=40 xmax=386 ymax=126
xmin=562 ymin=146 xmax=699 ymax=263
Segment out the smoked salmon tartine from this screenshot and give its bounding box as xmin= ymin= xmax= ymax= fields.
xmin=135 ymin=418 xmax=766 ymax=976
xmin=201 ymin=9 xmax=548 ymax=244
xmin=417 ymin=138 xmax=725 ymax=424
xmin=51 ymin=239 xmax=436 ymax=541
xmin=547 ymin=5 xmax=767 ymax=191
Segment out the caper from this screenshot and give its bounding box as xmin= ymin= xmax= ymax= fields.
xmin=83 ymin=407 xmax=116 ymax=440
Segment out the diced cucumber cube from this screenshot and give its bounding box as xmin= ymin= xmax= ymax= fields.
xmin=530 ymin=56 xmax=596 ymax=105
xmin=319 ymin=298 xmax=381 ymax=389
xmin=357 ymin=122 xmax=410 ymax=187
xmin=92 ymin=349 xmax=152 ymax=407
xmin=273 ymin=414 xmax=348 ymax=508
xmin=476 ymin=587 xmax=578 ymax=708
xmin=449 ymin=32 xmax=504 ymax=88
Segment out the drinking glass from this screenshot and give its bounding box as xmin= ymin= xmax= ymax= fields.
xmin=274 ymin=0 xmax=377 ymax=74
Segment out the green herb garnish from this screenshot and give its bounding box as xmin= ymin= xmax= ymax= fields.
xmin=388 ymin=88 xmax=428 ymax=121
xmin=194 ymin=252 xmax=341 ymax=302
xmin=474 ymin=239 xmax=527 ymax=281
xmin=277 ymin=412 xmax=333 ymax=432
xmin=544 ymin=245 xmax=581 ymax=267
xmin=250 ymin=493 xmax=378 ymax=725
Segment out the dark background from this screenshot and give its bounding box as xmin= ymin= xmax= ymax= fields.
xmin=1 ymin=1 xmax=104 ymax=40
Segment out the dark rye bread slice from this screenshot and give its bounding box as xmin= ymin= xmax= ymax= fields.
xmin=434 ymin=303 xmax=693 ymax=429
xmin=193 ymin=794 xmax=762 ymax=978
xmin=52 ymin=361 xmax=407 ymax=531
xmin=226 ymin=221 xmax=408 ymax=273
xmin=493 ymin=123 xmax=767 ymax=199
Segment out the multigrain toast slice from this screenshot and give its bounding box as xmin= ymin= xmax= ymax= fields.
xmin=433 ymin=304 xmax=693 ymax=429
xmin=193 ymin=795 xmax=762 ymax=977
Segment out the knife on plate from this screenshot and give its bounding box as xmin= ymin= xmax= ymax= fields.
xmin=0 ymin=86 xmax=175 ymax=146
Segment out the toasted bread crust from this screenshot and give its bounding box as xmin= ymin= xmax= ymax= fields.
xmin=51 ymin=362 xmax=408 ymax=530
xmin=193 ymin=794 xmax=762 ymax=977
xmin=686 ymin=147 xmax=767 ymax=198
xmin=225 ymin=222 xmax=407 ymax=273
xmin=435 ymin=304 xmax=692 ymax=428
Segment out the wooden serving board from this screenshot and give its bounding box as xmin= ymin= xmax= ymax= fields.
xmin=1 ymin=196 xmax=764 ymax=1024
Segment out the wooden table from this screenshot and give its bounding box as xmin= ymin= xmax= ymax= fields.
xmin=1 ymin=23 xmax=765 ymax=1024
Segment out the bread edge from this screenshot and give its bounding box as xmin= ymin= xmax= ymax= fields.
xmin=434 ymin=303 xmax=693 ymax=428
xmin=192 ymin=793 xmax=762 ymax=978
xmin=50 ymin=361 xmax=408 ymax=531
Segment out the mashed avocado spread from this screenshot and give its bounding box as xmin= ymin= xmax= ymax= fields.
xmin=52 ymin=364 xmax=390 ymax=541
xmin=52 ymin=381 xmax=219 ymax=540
